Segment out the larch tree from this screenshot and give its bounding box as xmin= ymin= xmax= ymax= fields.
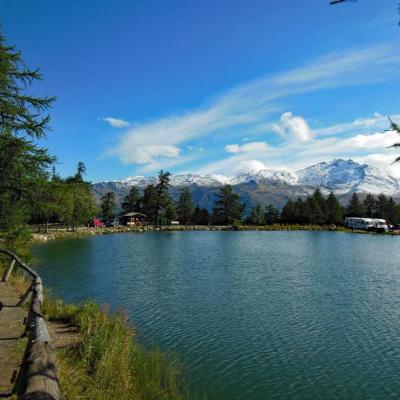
xmin=0 ymin=31 xmax=56 ymax=233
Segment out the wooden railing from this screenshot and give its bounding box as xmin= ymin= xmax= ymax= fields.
xmin=0 ymin=249 xmax=60 ymax=400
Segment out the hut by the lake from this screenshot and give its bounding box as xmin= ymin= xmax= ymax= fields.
xmin=121 ymin=212 xmax=147 ymax=226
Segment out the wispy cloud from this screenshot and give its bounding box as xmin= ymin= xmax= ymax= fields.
xmin=315 ymin=113 xmax=399 ymax=137
xmin=103 ymin=117 xmax=130 ymax=128
xmin=225 ymin=142 xmax=270 ymax=154
xmin=106 ymin=43 xmax=400 ymax=172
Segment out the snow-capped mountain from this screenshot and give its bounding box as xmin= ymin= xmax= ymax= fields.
xmin=93 ymin=159 xmax=400 ymax=211
xmin=297 ymin=159 xmax=400 ymax=195
xmin=102 ymin=159 xmax=398 ymax=193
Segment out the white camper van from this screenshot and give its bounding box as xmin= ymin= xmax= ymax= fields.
xmin=345 ymin=217 xmax=388 ymax=231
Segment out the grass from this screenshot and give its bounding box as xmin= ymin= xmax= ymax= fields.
xmin=42 ymin=298 xmax=195 ymax=400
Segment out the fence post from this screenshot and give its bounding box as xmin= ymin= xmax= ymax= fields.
xmin=2 ymin=258 xmax=16 ymax=282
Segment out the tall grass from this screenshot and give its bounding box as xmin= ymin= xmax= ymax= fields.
xmin=43 ymin=299 xmax=194 ymax=400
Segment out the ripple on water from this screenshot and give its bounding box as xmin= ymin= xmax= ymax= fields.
xmin=32 ymin=231 xmax=400 ymax=400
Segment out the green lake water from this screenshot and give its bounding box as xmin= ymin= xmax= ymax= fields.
xmin=32 ymin=231 xmax=400 ymax=399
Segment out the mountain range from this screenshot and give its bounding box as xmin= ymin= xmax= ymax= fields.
xmin=93 ymin=159 xmax=400 ymax=211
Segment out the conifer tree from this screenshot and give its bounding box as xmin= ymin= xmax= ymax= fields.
xmin=281 ymin=199 xmax=296 ymax=223
xmin=247 ymin=204 xmax=265 ymax=225
xmin=363 ymin=193 xmax=376 ymax=218
xmin=294 ymin=197 xmax=307 ymax=223
xmin=154 ymin=170 xmax=172 ymax=226
xmin=177 ymin=187 xmax=194 ymax=225
xmin=193 ymin=206 xmax=210 ymax=225
xmin=305 ymin=196 xmax=325 ymax=224
xmin=384 ymin=196 xmax=397 ymax=223
xmin=0 ymin=31 xmax=56 ymax=231
xmin=312 ymin=189 xmax=326 ymax=217
xmin=212 ymin=185 xmax=244 ymax=225
xmin=141 ymin=185 xmax=158 ymax=223
xmin=265 ymin=203 xmax=279 ymax=224
xmin=325 ymin=192 xmax=343 ymax=224
xmin=121 ymin=186 xmax=142 ymax=214
xmin=375 ymin=194 xmax=388 ymax=219
xmin=100 ymin=192 xmax=116 ymax=221
xmin=346 ymin=193 xmax=364 ymax=217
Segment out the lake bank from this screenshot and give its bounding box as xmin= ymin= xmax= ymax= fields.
xmin=30 ymin=223 xmax=400 ymax=243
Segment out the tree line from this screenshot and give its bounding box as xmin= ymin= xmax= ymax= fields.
xmin=100 ymin=171 xmax=245 ymax=226
xmin=102 ymin=179 xmax=400 ymax=227
xmin=280 ymin=191 xmax=400 ymax=226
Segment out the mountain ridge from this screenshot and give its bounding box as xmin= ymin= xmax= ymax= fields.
xmin=93 ymin=159 xmax=400 ymax=211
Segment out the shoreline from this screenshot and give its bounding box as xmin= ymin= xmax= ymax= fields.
xmin=30 ymin=224 xmax=400 ymax=243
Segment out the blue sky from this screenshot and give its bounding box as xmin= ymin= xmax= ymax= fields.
xmin=2 ymin=0 xmax=400 ymax=181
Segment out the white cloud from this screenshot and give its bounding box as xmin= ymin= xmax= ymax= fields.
xmin=106 ymin=43 xmax=400 ymax=172
xmin=198 ymin=128 xmax=400 ymax=176
xmin=235 ymin=160 xmax=268 ymax=173
xmin=315 ymin=113 xmax=400 ymax=137
xmin=344 ymin=130 xmax=399 ymax=149
xmin=127 ymin=145 xmax=181 ymax=164
xmin=103 ymin=117 xmax=130 ymax=128
xmin=225 ymin=141 xmax=269 ymax=154
xmin=272 ymin=112 xmax=313 ymax=142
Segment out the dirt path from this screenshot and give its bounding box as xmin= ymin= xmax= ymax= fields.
xmin=0 ymin=282 xmax=26 ymax=397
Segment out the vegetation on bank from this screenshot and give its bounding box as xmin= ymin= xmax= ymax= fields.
xmin=42 ymin=299 xmax=193 ymax=400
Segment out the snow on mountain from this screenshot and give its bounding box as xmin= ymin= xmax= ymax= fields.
xmin=297 ymin=159 xmax=400 ymax=194
xmin=230 ymin=169 xmax=298 ymax=186
xmin=99 ymin=159 xmax=400 ymax=195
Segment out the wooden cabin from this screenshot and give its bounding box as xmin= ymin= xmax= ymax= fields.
xmin=121 ymin=212 xmax=147 ymax=226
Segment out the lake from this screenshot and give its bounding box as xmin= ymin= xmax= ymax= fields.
xmin=32 ymin=231 xmax=400 ymax=399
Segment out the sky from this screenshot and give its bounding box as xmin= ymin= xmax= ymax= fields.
xmin=2 ymin=0 xmax=400 ymax=181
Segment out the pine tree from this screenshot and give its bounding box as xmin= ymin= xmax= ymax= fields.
xmin=281 ymin=199 xmax=296 ymax=223
xmin=265 ymin=203 xmax=279 ymax=224
xmin=141 ymin=185 xmax=158 ymax=223
xmin=247 ymin=204 xmax=265 ymax=225
xmin=193 ymin=206 xmax=210 ymax=225
xmin=294 ymin=197 xmax=307 ymax=223
xmin=212 ymin=185 xmax=244 ymax=225
xmin=305 ymin=196 xmax=325 ymax=224
xmin=312 ymin=189 xmax=326 ymax=217
xmin=325 ymin=192 xmax=343 ymax=225
xmin=375 ymin=194 xmax=388 ymax=219
xmin=346 ymin=193 xmax=364 ymax=217
xmin=384 ymin=197 xmax=397 ymax=223
xmin=363 ymin=193 xmax=376 ymax=217
xmin=154 ymin=170 xmax=172 ymax=226
xmin=177 ymin=187 xmax=194 ymax=225
xmin=121 ymin=186 xmax=142 ymax=214
xmin=100 ymin=192 xmax=116 ymax=221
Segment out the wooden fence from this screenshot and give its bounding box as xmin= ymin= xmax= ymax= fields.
xmin=0 ymin=249 xmax=60 ymax=400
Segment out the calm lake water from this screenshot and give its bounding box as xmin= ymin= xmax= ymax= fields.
xmin=32 ymin=231 xmax=400 ymax=399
